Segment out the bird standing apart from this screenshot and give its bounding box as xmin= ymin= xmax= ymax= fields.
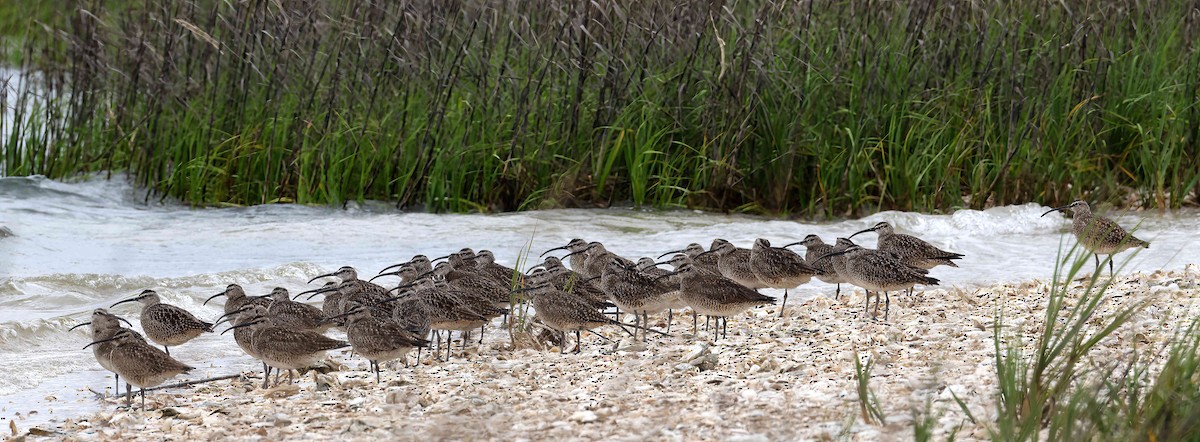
xmin=111 ymin=289 xmax=213 ymax=355
xmin=1041 ymin=200 xmax=1150 ymax=276
xmin=749 ymin=238 xmax=820 ymax=317
xmin=83 ymin=328 xmax=194 ymax=409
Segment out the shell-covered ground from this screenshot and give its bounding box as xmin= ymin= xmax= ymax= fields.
xmin=13 ymin=264 xmax=1200 ymax=441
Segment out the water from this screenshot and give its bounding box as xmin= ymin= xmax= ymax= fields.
xmin=2 ymin=175 xmax=1198 ymax=429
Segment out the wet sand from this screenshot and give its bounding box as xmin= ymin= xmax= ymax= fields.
xmin=14 ymin=265 xmax=1200 ymax=441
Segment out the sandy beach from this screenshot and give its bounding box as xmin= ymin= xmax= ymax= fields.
xmin=10 ymin=264 xmax=1200 ymax=441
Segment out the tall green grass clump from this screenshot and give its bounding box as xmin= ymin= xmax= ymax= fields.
xmin=2 ymin=0 xmax=1198 ymax=214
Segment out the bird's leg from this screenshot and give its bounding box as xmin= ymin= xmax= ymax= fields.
xmin=141 ymin=388 xmax=146 ymax=410
xmin=835 ymin=284 xmax=841 ymax=301
xmin=864 ymin=290 xmax=871 ymax=318
xmin=873 ymin=292 xmax=881 ymax=318
xmin=1094 ymin=253 xmax=1101 ymax=275
xmin=779 ymin=289 xmax=789 ymax=318
xmin=666 ymin=309 xmax=673 ymax=334
xmin=163 ymin=346 xmax=170 ymax=356
xmin=560 ymin=331 xmax=567 ymax=354
xmin=642 ymin=311 xmax=650 ymax=343
xmin=461 ymin=331 xmax=469 ymax=349
xmin=575 ymin=330 xmax=582 ymax=354
xmin=722 ymin=317 xmax=729 ymax=340
xmin=692 ymin=311 xmax=698 ymax=335
xmin=1109 ymin=255 xmax=1115 ymax=277
xmin=884 ymin=291 xmax=891 ymax=322
xmin=374 ymin=361 xmax=381 ymax=384
xmin=125 ymin=383 xmax=132 ymax=407
xmin=479 ymin=325 xmax=486 ymax=344
xmin=261 ymin=363 xmax=271 ymax=389
xmin=114 ymin=374 xmax=120 ymax=397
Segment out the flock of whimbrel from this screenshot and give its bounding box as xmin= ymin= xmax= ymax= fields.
xmin=72 ymin=201 xmax=1149 ymax=409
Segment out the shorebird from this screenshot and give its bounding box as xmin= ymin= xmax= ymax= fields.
xmin=297 ymin=281 xmax=352 ymax=326
xmin=215 ymin=304 xmax=276 ymax=389
xmin=635 ymin=257 xmax=687 ymax=333
xmin=657 ymin=243 xmax=721 ymax=275
xmin=1041 ymin=200 xmax=1150 ymax=275
xmin=83 ymin=328 xmax=194 ymax=409
xmin=429 ymin=261 xmax=511 ymax=310
xmin=474 ymin=249 xmax=521 ymax=287
xmin=514 ymin=282 xmax=635 ymax=354
xmin=309 ymin=266 xmax=391 ymax=304
xmin=578 ymin=242 xmax=634 ymax=280
xmin=598 ymin=259 xmax=678 ymax=341
xmin=817 ymin=241 xmax=939 ymax=321
xmin=111 ymin=289 xmax=213 ymax=355
xmin=222 ymin=313 xmax=350 ymax=387
xmin=541 ymin=238 xmax=592 ymax=272
xmin=536 ymin=256 xmax=612 ymax=310
xmin=749 ymin=238 xmax=820 ymax=317
xmin=661 ymin=263 xmax=775 ymax=340
xmin=204 ymin=284 xmax=270 ymax=315
xmin=335 ymin=302 xmax=430 ymax=383
xmin=783 ymin=235 xmax=846 ymax=300
xmin=851 ymin=221 xmax=964 ymax=270
xmin=380 ymin=278 xmax=499 ymax=360
xmin=261 ymin=287 xmax=334 ymax=333
xmin=70 ymin=309 xmax=137 ymax=395
xmin=702 ymin=239 xmax=767 ymax=290
xmin=378 ymin=255 xmax=435 ymax=280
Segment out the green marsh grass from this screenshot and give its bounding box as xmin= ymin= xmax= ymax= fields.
xmin=2 ymin=0 xmax=1198 ymax=214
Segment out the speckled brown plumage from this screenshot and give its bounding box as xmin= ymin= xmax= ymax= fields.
xmin=474 ymin=250 xmax=522 ymax=288
xmin=263 ymin=287 xmax=333 ymax=333
xmin=86 ymin=328 xmax=194 ymax=408
xmin=341 ymin=302 xmax=429 ymax=382
xmin=112 ymin=290 xmax=213 ymax=354
xmin=707 ymin=239 xmax=767 ymax=290
xmin=1042 ymin=201 xmax=1149 ymax=275
xmin=825 ymin=242 xmax=938 ymax=321
xmin=852 ymin=221 xmax=964 ymax=270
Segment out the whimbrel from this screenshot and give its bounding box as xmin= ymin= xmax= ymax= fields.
xmin=336 ymin=302 xmax=430 ymax=383
xmin=378 ymin=255 xmax=434 ymax=280
xmin=83 ymin=328 xmax=194 ymax=409
xmin=1041 ymin=200 xmax=1150 ymax=275
xmin=598 ymin=259 xmax=678 ymax=341
xmin=579 ymin=242 xmax=634 ymax=280
xmin=635 ymin=257 xmax=687 ymax=333
xmin=749 ymin=238 xmax=820 ymax=317
xmin=297 ymin=281 xmax=351 ymax=326
xmin=222 ymin=313 xmax=350 ymax=386
xmin=851 ymin=221 xmax=964 ymax=270
xmin=537 ymin=256 xmax=612 ymax=311
xmin=658 ymin=243 xmax=721 ymax=275
xmin=474 ymin=249 xmax=521 ymax=288
xmin=663 ymin=262 xmax=775 ymax=340
xmin=216 ymin=304 xmax=275 ymax=389
xmin=540 ymin=238 xmax=592 ymax=272
xmin=262 ymin=287 xmax=334 ymax=333
xmin=515 ymin=283 xmax=635 ymax=354
xmin=817 ymin=242 xmax=939 ymax=321
xmin=429 ymin=261 xmax=512 ymax=310
xmin=309 ymin=266 xmax=392 ymax=305
xmin=783 ymin=235 xmax=846 ymax=300
xmin=701 ymin=239 xmax=767 ymax=290
xmin=111 ymin=289 xmax=213 ymax=355
xmin=204 ymin=284 xmax=271 ymax=315
xmin=380 ymin=277 xmax=499 ymax=360
xmin=70 ymin=309 xmax=137 ymax=395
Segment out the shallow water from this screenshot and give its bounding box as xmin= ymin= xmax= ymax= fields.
xmin=1 ymin=175 xmax=1198 ymax=428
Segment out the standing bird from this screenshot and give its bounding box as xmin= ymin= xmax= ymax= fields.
xmin=783 ymin=235 xmax=847 ymax=300
xmin=262 ymin=287 xmax=335 ymax=333
xmin=662 ymin=263 xmax=775 ymax=340
xmin=598 ymin=259 xmax=678 ymax=341
xmin=749 ymin=238 xmax=821 ymax=317
xmin=817 ymin=242 xmax=939 ymax=321
xmin=83 ymin=328 xmax=194 ymax=409
xmin=474 ymin=250 xmax=521 ymax=288
xmin=204 ymin=284 xmax=271 ymax=315
xmin=851 ymin=221 xmax=964 ymax=270
xmin=308 ymin=266 xmax=392 ymax=305
xmin=70 ymin=309 xmax=137 ymax=395
xmin=657 ymin=243 xmax=721 ymax=275
xmin=702 ymin=239 xmax=767 ymax=290
xmin=111 ymin=289 xmax=213 ymax=355
xmin=515 ymin=282 xmax=636 ymax=354
xmin=222 ymin=313 xmax=350 ymax=387
xmin=1041 ymin=200 xmax=1150 ymax=275
xmin=541 ymin=238 xmax=592 ymax=273
xmin=336 ymin=302 xmax=430 ymax=383
xmin=297 ymin=281 xmax=351 ymax=326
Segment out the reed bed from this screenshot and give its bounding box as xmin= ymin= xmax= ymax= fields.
xmin=2 ymin=0 xmax=1198 ymax=214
